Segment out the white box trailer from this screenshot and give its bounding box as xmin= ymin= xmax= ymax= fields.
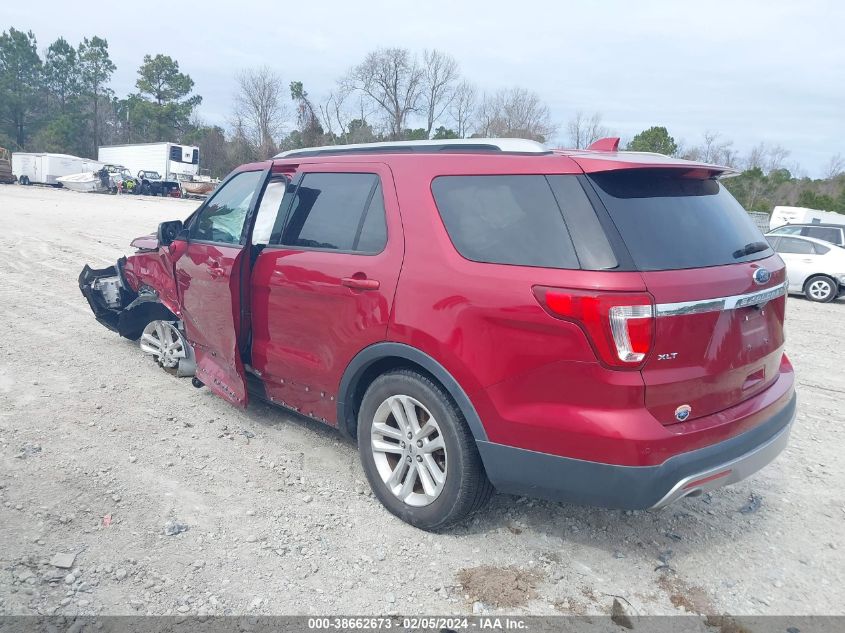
xmin=770 ymin=205 xmax=845 ymax=230
xmin=11 ymin=152 xmax=98 ymax=185
xmin=97 ymin=143 xmax=199 ymax=181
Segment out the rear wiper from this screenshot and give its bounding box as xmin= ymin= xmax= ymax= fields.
xmin=733 ymin=241 xmax=770 ymax=259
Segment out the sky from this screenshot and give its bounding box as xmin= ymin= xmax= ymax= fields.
xmin=2 ymin=0 xmax=843 ymax=176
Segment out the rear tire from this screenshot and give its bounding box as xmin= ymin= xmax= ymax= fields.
xmin=357 ymin=369 xmax=493 ymax=531
xmin=804 ymin=275 xmax=837 ymax=303
xmin=20 ymin=176 xmax=29 ymax=185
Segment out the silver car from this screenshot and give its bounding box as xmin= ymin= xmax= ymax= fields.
xmin=766 ymin=233 xmax=845 ymax=302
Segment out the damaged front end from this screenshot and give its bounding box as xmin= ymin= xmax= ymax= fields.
xmin=79 ymin=258 xmax=138 ymax=335
xmin=79 ymin=251 xmax=196 ymax=378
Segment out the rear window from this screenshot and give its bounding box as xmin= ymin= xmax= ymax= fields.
xmin=589 ymin=170 xmax=772 ymax=271
xmin=431 ymin=175 xmax=579 ymax=269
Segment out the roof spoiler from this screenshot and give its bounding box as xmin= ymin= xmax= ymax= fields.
xmin=587 ymin=137 xmax=620 ymax=152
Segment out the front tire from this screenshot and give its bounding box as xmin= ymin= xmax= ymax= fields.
xmin=804 ymin=275 xmax=837 ymax=303
xmin=357 ymin=369 xmax=493 ymax=531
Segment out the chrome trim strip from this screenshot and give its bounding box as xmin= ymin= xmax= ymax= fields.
xmin=655 ymin=282 xmax=787 ymax=317
xmin=650 ymin=414 xmax=794 ymax=510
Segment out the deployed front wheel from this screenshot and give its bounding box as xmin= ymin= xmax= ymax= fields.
xmin=357 ymin=369 xmax=492 ymax=530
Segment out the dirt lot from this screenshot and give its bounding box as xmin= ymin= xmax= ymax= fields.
xmin=1 ymin=185 xmax=843 ymax=617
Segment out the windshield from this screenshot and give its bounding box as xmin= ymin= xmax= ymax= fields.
xmin=589 ymin=170 xmax=773 ymax=271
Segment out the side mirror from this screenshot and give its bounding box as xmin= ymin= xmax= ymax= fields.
xmin=157 ymin=220 xmax=184 ymax=247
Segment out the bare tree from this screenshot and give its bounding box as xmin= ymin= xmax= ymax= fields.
xmin=698 ymin=131 xmax=737 ymax=166
xmin=448 ymin=81 xmax=476 ymax=138
xmin=345 ymin=48 xmax=424 ymax=140
xmin=233 ymin=66 xmax=286 ymax=158
xmin=421 ymin=49 xmax=459 ymax=136
xmin=825 ymin=153 xmax=845 ymax=180
xmin=474 ymin=87 xmax=555 ymax=142
xmin=566 ymin=111 xmax=609 ymax=149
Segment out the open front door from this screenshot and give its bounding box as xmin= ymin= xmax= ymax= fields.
xmin=174 ymin=167 xmax=268 ymax=407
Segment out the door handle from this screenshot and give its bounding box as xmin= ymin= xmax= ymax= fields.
xmin=800 ymin=258 xmax=814 ymax=263
xmin=341 ymin=276 xmax=380 ymax=290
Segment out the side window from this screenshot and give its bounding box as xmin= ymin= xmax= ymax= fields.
xmin=189 ymin=170 xmax=263 ymax=244
xmin=777 ymin=237 xmax=816 ymax=255
xmin=813 ymin=242 xmax=830 ymax=255
xmin=431 ymin=175 xmax=579 ymax=269
xmin=279 ymin=172 xmax=385 ymax=253
xmin=805 ymin=226 xmax=841 ymax=245
xmin=355 ymin=182 xmax=387 ymax=253
xmin=547 ymin=175 xmax=617 ymax=270
xmin=251 ymin=177 xmax=289 ymax=246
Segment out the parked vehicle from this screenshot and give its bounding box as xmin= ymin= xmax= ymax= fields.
xmin=135 ymin=170 xmax=179 ymax=196
xmin=770 ymin=205 xmax=845 ymax=230
xmin=57 ymin=164 xmax=137 ymax=194
xmin=57 ymin=172 xmax=107 ymax=193
xmin=766 ymin=234 xmax=845 ymax=302
xmin=767 ymin=223 xmax=845 ymax=247
xmin=98 ymin=143 xmax=199 ymax=183
xmin=79 ymin=138 xmax=796 ymax=530
xmin=0 ymin=147 xmax=15 ymax=184
xmin=12 ymin=152 xmax=102 ymax=186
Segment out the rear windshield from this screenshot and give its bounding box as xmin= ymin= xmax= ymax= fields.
xmin=589 ymin=170 xmax=772 ymax=271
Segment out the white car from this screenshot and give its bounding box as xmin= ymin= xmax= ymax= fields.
xmin=766 ymin=233 xmax=845 ymax=302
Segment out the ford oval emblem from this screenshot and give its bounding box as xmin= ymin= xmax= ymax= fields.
xmin=753 ymin=268 xmax=771 ymax=285
xmin=675 ymin=405 xmax=692 ymax=422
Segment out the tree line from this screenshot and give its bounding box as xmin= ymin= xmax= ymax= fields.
xmin=1 ymin=28 xmax=842 ymax=213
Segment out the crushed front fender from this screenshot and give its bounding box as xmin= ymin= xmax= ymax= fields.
xmin=78 ymin=258 xmax=137 ymax=333
xmin=79 ymin=259 xmax=177 ymax=340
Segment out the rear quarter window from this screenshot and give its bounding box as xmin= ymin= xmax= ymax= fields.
xmin=431 ymin=175 xmax=579 ymax=269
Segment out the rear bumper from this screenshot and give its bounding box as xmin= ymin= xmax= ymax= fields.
xmin=477 ymin=391 xmax=795 ymax=510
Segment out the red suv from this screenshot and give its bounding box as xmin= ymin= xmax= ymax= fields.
xmin=80 ymin=138 xmax=796 ymax=530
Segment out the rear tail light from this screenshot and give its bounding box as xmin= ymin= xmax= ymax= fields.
xmin=533 ymin=287 xmax=655 ymax=368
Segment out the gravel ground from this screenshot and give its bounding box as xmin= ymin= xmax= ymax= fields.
xmin=1 ymin=185 xmax=843 ymax=618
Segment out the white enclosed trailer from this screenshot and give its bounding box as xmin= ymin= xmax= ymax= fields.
xmin=97 ymin=143 xmax=199 ymax=181
xmin=11 ymin=152 xmax=97 ymax=185
xmin=770 ymin=205 xmax=845 ymax=230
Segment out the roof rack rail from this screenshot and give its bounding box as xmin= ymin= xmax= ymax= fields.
xmin=274 ymin=138 xmax=550 ymax=159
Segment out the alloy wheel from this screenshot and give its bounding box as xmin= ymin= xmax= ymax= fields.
xmin=140 ymin=320 xmax=188 ymax=369
xmin=370 ymin=394 xmax=448 ymax=507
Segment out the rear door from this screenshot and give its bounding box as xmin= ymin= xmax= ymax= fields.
xmin=176 ymin=168 xmax=267 ymax=407
xmin=250 ymin=162 xmax=403 ymax=423
xmin=588 ymin=170 xmax=787 ymax=425
xmin=775 ymin=236 xmax=825 ymax=289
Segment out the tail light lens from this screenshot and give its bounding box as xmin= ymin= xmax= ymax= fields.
xmin=533 ymin=286 xmax=655 ymax=368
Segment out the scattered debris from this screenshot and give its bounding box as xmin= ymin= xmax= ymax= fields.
xmin=102 ymin=514 xmax=113 ymax=527
xmin=15 ymin=443 xmax=42 ymax=459
xmin=163 ymin=520 xmax=188 ymax=536
xmin=611 ymin=598 xmax=634 ymax=630
xmin=49 ymin=552 xmax=76 ymax=569
xmin=655 ymin=549 xmax=674 ymax=572
xmin=739 ymin=493 xmax=763 ymax=514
